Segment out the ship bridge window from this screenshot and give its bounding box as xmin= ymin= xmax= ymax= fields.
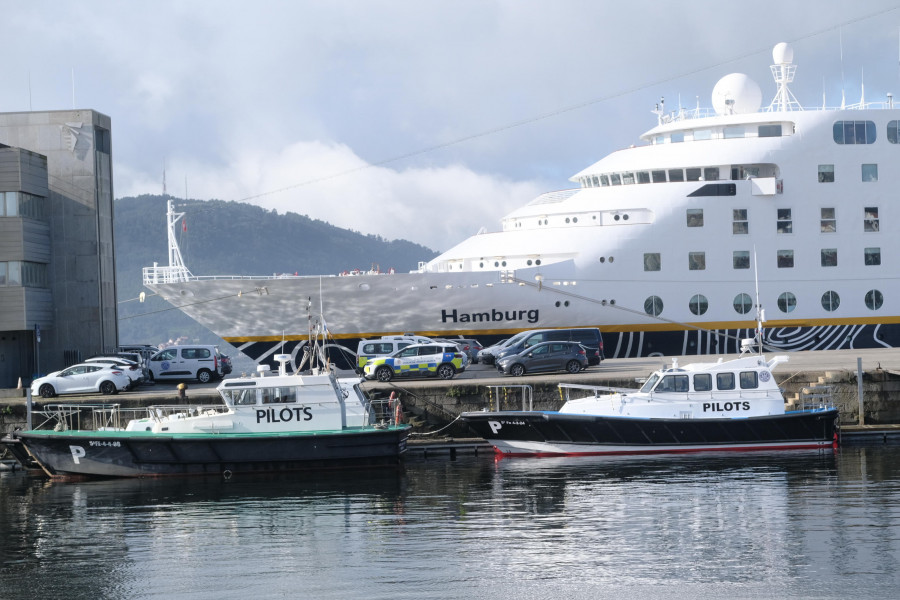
xmin=688 ymin=183 xmax=736 ymax=197
xmin=724 ymin=127 xmax=745 ymax=139
xmin=668 ymin=169 xmax=684 ymax=182
xmin=821 ymin=208 xmax=836 ymax=232
xmin=834 ymin=120 xmax=876 ymax=144
xmin=686 ymin=168 xmax=702 ymax=181
xmin=888 ymin=121 xmax=900 ymax=143
xmin=758 ymin=124 xmax=783 ymax=137
xmin=739 ymin=372 xmax=759 ymax=389
xmin=693 ymin=129 xmax=712 ymax=141
xmin=592 ymin=176 xmax=600 ymax=186
xmin=637 ymin=171 xmax=651 ymax=184
xmin=704 ymin=167 xmax=719 ymax=181
xmin=657 ymin=374 xmax=689 ymax=393
xmin=818 ymin=164 xmax=834 ymax=182
xmin=610 ymin=174 xmax=621 ymax=185
xmin=862 ymin=164 xmax=878 ymax=182
xmin=622 ymin=172 xmax=635 ymax=185
xmin=865 ymin=247 xmax=881 ymax=265
xmin=651 ymin=170 xmax=666 ymax=183
xmin=671 ymin=132 xmax=685 ymax=143
xmin=600 ymin=175 xmax=609 ymax=186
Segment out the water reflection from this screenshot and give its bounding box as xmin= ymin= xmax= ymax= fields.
xmin=2 ymin=449 xmax=899 ymax=599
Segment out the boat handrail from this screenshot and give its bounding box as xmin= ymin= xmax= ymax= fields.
xmin=28 ymin=403 xmax=126 ymax=432
xmin=485 ymin=385 xmax=533 ymax=412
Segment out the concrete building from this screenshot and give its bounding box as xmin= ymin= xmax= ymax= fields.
xmin=0 ymin=110 xmax=117 ymax=388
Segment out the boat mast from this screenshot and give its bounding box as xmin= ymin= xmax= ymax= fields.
xmin=165 ymin=199 xmax=193 ymax=282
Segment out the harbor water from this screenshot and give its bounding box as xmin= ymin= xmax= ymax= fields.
xmin=2 ymin=447 xmax=900 ymax=599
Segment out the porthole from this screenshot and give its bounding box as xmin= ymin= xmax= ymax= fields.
xmin=527 ymin=260 xmax=533 ymax=266
xmin=564 ymin=301 xmax=569 ymax=307
xmin=733 ymin=293 xmax=753 ymax=315
xmin=358 ymin=283 xmax=370 ymax=291
xmin=573 ymin=217 xmax=578 ymax=223
xmin=566 ymin=217 xmax=571 ymax=223
xmin=599 ymin=257 xmax=606 ymax=263
xmin=777 ymin=292 xmax=797 ymax=313
xmin=865 ymin=289 xmax=884 ymax=310
xmin=609 ymin=299 xmax=616 ymax=305
xmin=688 ymin=294 xmax=709 ymax=316
xmin=479 ymin=262 xmax=484 ymax=268
xmin=821 ymin=291 xmax=840 ymax=312
xmin=608 ymin=256 xmax=614 ymax=263
xmin=555 ymin=301 xmax=561 ymax=307
xmin=644 ymin=295 xmax=664 ymax=316
xmin=535 ymin=259 xmax=541 ymax=266
xmin=614 ymin=214 xmax=621 ymax=221
xmin=623 ymin=214 xmax=629 ymax=221
xmin=501 ymin=261 xmax=507 ymax=267
xmin=494 ymin=261 xmax=499 ymax=267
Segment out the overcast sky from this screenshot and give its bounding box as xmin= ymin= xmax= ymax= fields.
xmin=4 ymin=1 xmax=900 ymax=252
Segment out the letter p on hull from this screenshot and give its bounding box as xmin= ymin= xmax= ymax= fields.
xmin=488 ymin=420 xmax=502 ymax=435
xmin=70 ymin=445 xmax=86 ymax=464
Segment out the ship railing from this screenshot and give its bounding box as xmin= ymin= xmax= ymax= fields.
xmin=138 ymin=404 xmax=232 ymax=422
xmin=797 ymin=385 xmax=835 ymax=411
xmin=660 ymin=100 xmax=896 ymax=125
xmin=486 ymin=385 xmax=533 ymax=412
xmin=29 ymin=403 xmax=129 ymax=432
xmin=142 ymin=267 xmax=347 ymax=285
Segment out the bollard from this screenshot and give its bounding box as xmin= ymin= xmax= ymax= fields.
xmin=857 ymin=357 xmax=865 ymax=426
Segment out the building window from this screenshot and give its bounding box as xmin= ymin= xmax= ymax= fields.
xmin=733 ymin=209 xmax=748 ymax=234
xmin=733 ymin=293 xmax=753 ymax=315
xmin=777 ymin=250 xmax=794 ymax=268
xmin=821 ymin=249 xmax=838 ymax=267
xmin=644 ymin=253 xmax=661 ymax=272
xmin=777 ymin=209 xmax=792 ymax=233
xmin=862 ymin=164 xmax=878 ymax=182
xmin=644 ymin=296 xmax=664 ymax=316
xmin=777 ymin=292 xmax=797 ymax=313
xmin=688 ymin=294 xmax=709 ymax=316
xmin=688 ymin=252 xmax=706 ymax=270
xmin=733 ymin=251 xmax=750 ymax=269
xmin=822 ymin=291 xmax=840 ymax=312
xmin=0 ymin=262 xmax=6 ymax=285
xmin=865 ymin=289 xmax=884 ymax=310
xmin=888 ymin=120 xmax=900 ymax=143
xmin=833 ymin=120 xmax=876 ymax=144
xmin=864 ymin=207 xmax=879 ymax=232
xmin=865 ymin=247 xmax=881 ymax=266
xmin=0 ymin=191 xmax=47 ymax=220
xmin=820 ymin=208 xmax=836 ymax=233
xmin=686 ymin=209 xmax=704 ymax=227
xmin=818 ymin=164 xmax=834 ymax=182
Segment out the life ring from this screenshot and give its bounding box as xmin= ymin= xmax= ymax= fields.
xmin=394 ymin=400 xmax=402 ymax=424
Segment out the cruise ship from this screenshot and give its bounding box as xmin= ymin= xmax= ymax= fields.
xmin=144 ymin=43 xmax=900 ymax=368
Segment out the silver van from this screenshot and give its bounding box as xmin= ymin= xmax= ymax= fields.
xmin=149 ymin=345 xmax=225 ymax=383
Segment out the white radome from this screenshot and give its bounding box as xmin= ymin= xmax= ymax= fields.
xmin=772 ymin=42 xmax=794 ymax=65
xmin=711 ymin=73 xmax=762 ymax=115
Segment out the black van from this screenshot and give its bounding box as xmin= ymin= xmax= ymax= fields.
xmin=495 ymin=328 xmax=604 ymax=366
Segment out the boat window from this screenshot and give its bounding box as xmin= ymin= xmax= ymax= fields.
xmin=671 ymin=132 xmax=684 ymax=143
xmin=693 ymin=374 xmax=712 ymax=392
xmin=864 ymin=207 xmax=879 ymax=232
xmin=686 ymin=209 xmax=703 ymax=227
xmin=668 ymin=169 xmax=684 ymax=182
xmin=688 ymin=294 xmax=708 ymax=316
xmin=888 ymin=120 xmax=900 ymax=143
xmin=777 ymin=250 xmax=794 ymax=268
xmin=862 ymin=164 xmax=878 ymax=182
xmin=622 ymin=172 xmax=635 ymax=185
xmin=637 ymin=171 xmax=651 ymax=184
xmin=733 ymin=251 xmax=750 ymax=270
xmin=739 ymin=372 xmax=759 ymax=389
xmin=821 ymin=208 xmax=836 ymax=233
xmin=644 ymin=295 xmax=664 ymax=316
xmin=758 ymin=124 xmax=782 ymax=137
xmin=704 ymin=167 xmax=719 ymax=181
xmin=724 ymin=127 xmax=745 ymax=139
xmin=733 ymin=293 xmax=753 ymax=314
xmin=865 ymin=247 xmax=881 ymax=266
xmin=592 ymin=176 xmax=600 ymax=187
xmin=600 ymin=175 xmax=609 ymax=186
xmin=777 ymin=209 xmax=792 ymax=234
xmin=651 ymin=170 xmax=666 ymax=183
xmin=610 ymin=174 xmax=622 ymax=186
xmin=688 ymin=252 xmax=706 ymax=271
xmin=777 ymin=291 xmax=797 ymax=313
xmin=693 ymin=129 xmax=712 ymax=141
xmin=686 ymin=168 xmax=702 ymax=181
xmin=640 ymin=373 xmax=660 ymax=393
xmin=687 ymin=183 xmax=736 ymax=197
xmin=228 ymin=389 xmax=257 ymax=406
xmin=833 ymin=120 xmax=876 ymax=144
xmin=733 ymin=209 xmax=749 ymax=235
xmin=822 ymin=291 xmax=840 ymax=312
xmin=865 ymin=289 xmax=884 ymax=310
xmin=818 ymin=164 xmax=834 ymax=182
xmin=643 ymin=253 xmax=661 ymax=272
xmin=717 ymin=372 xmax=735 ymax=390
xmin=657 ymin=374 xmax=689 ymax=393
xmin=821 ymin=249 xmax=838 ymax=267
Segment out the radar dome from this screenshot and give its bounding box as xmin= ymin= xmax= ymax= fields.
xmin=772 ymin=42 xmax=793 ymax=65
xmin=711 ymin=73 xmax=762 ymax=115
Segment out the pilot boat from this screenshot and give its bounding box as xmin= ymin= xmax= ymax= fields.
xmin=143 ymin=42 xmax=900 ymax=368
xmin=3 ymin=329 xmax=409 ymax=478
xmin=460 ymin=339 xmax=838 ymax=456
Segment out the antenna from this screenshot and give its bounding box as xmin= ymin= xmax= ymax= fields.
xmin=768 ymin=43 xmax=801 ymax=111
xmin=71 ymin=68 xmax=76 ymax=109
xmin=753 ymin=246 xmax=765 ymax=354
xmin=840 ymin=28 xmax=846 ymax=109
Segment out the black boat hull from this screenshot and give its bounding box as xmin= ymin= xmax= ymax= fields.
xmin=460 ymin=409 xmax=839 ymax=456
xmin=3 ymin=427 xmax=409 ymax=478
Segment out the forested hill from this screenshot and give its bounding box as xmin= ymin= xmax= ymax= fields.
xmin=115 ymin=194 xmax=439 ymax=347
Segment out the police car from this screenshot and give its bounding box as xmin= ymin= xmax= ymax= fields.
xmin=363 ymin=343 xmax=467 ymax=382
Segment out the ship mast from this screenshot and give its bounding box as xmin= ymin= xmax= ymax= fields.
xmin=165 ymin=199 xmax=193 ymax=282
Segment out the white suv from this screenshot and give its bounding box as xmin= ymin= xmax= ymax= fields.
xmin=148 ymin=345 xmax=225 ymax=383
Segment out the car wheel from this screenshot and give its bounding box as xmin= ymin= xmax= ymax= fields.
xmin=376 ymin=366 xmax=393 ymax=382
xmin=566 ymin=360 xmax=582 ymax=374
xmin=148 ymin=371 xmax=155 ymax=382
xmin=510 ymin=364 xmax=525 ymax=377
xmin=197 ymin=369 xmax=212 ymax=384
xmin=437 ymin=364 xmax=455 ymax=380
xmin=99 ymin=381 xmax=117 ymax=395
xmin=39 ymin=384 xmax=56 ymax=398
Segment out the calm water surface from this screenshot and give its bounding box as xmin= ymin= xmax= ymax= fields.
xmin=2 ymin=447 xmax=900 ymax=599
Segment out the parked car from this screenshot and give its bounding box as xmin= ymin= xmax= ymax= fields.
xmin=148 ymin=344 xmax=226 ymax=383
xmin=85 ymin=356 xmax=144 ymax=388
xmin=496 ymin=341 xmax=588 ymax=376
xmin=443 ymin=338 xmax=482 ymax=364
xmin=220 ymin=354 xmax=233 ymax=375
xmin=494 ymin=328 xmax=604 ymax=366
xmin=31 ymin=363 xmax=131 ymax=398
xmin=363 ymin=343 xmax=466 ymax=382
xmin=356 ymin=335 xmax=434 ymax=371
xmin=479 ymin=333 xmax=530 ymax=365
xmin=114 ymin=351 xmax=151 ymax=380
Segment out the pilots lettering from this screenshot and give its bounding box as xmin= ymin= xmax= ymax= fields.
xmin=702 ymin=401 xmax=751 ymax=412
xmin=255 ymin=406 xmax=313 ymax=424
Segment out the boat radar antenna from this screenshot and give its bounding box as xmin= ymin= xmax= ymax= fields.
xmin=768 ymin=42 xmax=802 ymax=112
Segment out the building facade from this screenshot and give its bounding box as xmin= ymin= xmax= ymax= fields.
xmin=0 ymin=110 xmax=117 ymax=388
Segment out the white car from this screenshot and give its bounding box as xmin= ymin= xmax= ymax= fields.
xmin=31 ymin=363 xmax=132 ymax=398
xmin=85 ymin=356 xmax=144 ymax=388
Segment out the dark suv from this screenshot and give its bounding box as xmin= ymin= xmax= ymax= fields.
xmin=494 ymin=328 xmax=603 ymax=366
xmin=496 ymin=341 xmax=588 ymax=376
